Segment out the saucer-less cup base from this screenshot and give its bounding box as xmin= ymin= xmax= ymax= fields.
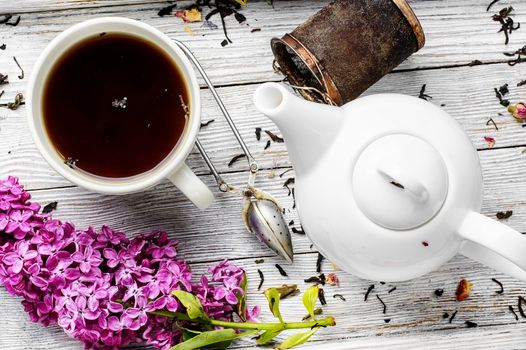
xmin=27 ymin=17 xmax=214 ymax=209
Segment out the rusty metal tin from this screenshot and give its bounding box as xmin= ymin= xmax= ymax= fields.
xmin=271 ymin=0 xmax=425 ymax=105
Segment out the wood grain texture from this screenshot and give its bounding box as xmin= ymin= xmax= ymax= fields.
xmin=2 ymin=62 xmax=526 ymax=191
xmin=0 ymin=0 xmax=526 ymax=87
xmin=2 ymin=0 xmax=526 ymax=349
xmin=2 ymin=253 xmax=526 ymax=349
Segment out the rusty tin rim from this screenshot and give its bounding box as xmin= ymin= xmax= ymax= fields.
xmin=271 ymin=34 xmax=343 ymax=105
xmin=271 ymin=0 xmax=425 ymax=104
xmin=392 ymin=0 xmax=425 ymax=49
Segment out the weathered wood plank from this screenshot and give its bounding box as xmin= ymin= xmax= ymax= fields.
xmin=0 ymin=0 xmax=525 ymax=87
xmin=2 ymin=253 xmax=526 ymax=349
xmin=1 ymin=62 xmax=525 ymax=190
xmin=0 ymin=146 xmax=521 ymax=266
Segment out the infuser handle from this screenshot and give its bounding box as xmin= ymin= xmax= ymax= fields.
xmin=172 ymin=39 xmax=258 ymax=173
xmin=458 ymin=210 xmax=526 ymax=281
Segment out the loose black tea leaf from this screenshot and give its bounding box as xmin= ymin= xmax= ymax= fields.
xmin=251 ymin=28 xmax=261 ymax=33
xmin=487 ymin=0 xmax=501 ymax=12
xmin=0 ymin=15 xmax=10 ymax=24
xmin=272 ymin=284 xmax=299 ymax=299
xmin=494 ymin=87 xmax=510 ymax=107
xmin=318 ymin=287 xmax=327 ymax=305
xmin=509 ymin=305 xmax=519 ymax=320
xmin=302 ymin=307 xmax=323 ymax=320
xmin=434 ymin=289 xmax=444 ymax=297
xmin=422 ymin=241 xmax=429 ymax=247
xmin=200 ymin=119 xmax=215 ymax=128
xmin=442 ymin=312 xmax=449 ymax=319
xmin=0 ymin=91 xmax=4 ymax=99
xmin=316 ymin=252 xmax=324 ymax=273
xmin=333 ymin=294 xmax=346 ymax=301
xmin=291 ymin=227 xmax=305 ymax=234
xmin=388 ymin=286 xmax=397 ymax=294
xmin=518 ymin=296 xmax=526 ymax=318
xmin=517 ymin=80 xmax=526 ymax=87
xmin=390 ymin=181 xmax=405 ymax=189
xmin=42 ymin=201 xmax=58 ymax=214
xmin=492 ymin=6 xmax=520 ymax=45
xmin=468 ymin=59 xmax=483 ymax=66
xmin=449 ymin=310 xmax=458 ymax=323
xmin=491 ymin=278 xmax=504 ymax=294
xmin=1 ymin=14 xmax=20 ymax=26
xmin=304 ymin=274 xmax=325 ymax=285
xmin=221 ymin=39 xmax=229 ymax=47
xmin=264 ymin=140 xmax=271 ymax=150
xmin=384 ymin=318 xmax=391 ymax=323
xmin=228 ymin=154 xmax=247 ymax=167
xmin=496 ymin=210 xmax=513 ymax=219
xmin=288 ymin=220 xmax=294 ymax=226
xmin=13 ymin=57 xmax=24 ymax=80
xmin=0 ymin=74 xmax=8 ymax=85
xmin=255 ymin=259 xmax=264 ymax=264
xmin=257 ymin=269 xmax=264 ymax=290
xmin=418 ymin=84 xmax=432 ymax=100
xmin=0 ymin=93 xmax=24 ymax=110
xmin=465 ymin=321 xmax=478 ymax=328
xmin=486 ymin=118 xmax=498 ymax=131
xmin=498 ymin=83 xmax=509 ymax=96
xmin=255 ymin=127 xmax=262 ymax=141
xmin=292 ymin=188 xmax=296 ymax=209
xmin=0 ymin=44 xmax=5 ymax=50
xmin=364 ymin=284 xmax=375 ymax=301
xmin=279 ymin=169 xmax=293 ymax=178
xmin=265 ymin=130 xmax=284 ymax=143
xmin=158 ymin=3 xmax=177 ymax=17
xmin=283 ymin=178 xmax=295 ymax=196
xmin=376 ymin=294 xmax=387 ymax=314
xmin=275 ymin=264 xmax=288 ymax=277
xmin=504 ymin=45 xmax=526 ymax=66
xmin=234 ymin=12 xmax=246 ymax=23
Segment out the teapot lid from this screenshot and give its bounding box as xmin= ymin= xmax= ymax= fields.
xmin=352 ymin=134 xmax=448 ymax=230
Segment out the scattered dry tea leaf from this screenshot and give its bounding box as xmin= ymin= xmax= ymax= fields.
xmin=456 ymin=278 xmax=473 ymax=301
xmin=268 ymin=284 xmax=299 ymax=299
xmin=496 ymin=210 xmax=513 ymax=219
xmin=176 ymin=8 xmax=202 ymax=22
xmin=326 ymin=273 xmax=340 ymax=286
xmin=484 ymin=136 xmax=495 ymax=148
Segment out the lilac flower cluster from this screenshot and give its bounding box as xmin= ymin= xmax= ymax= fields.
xmin=0 ymin=177 xmax=258 ymax=350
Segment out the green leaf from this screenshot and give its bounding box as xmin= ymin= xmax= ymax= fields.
xmin=264 ymin=288 xmax=284 ymax=323
xmin=236 ymin=272 xmax=248 ymax=321
xmin=275 ymin=328 xmax=320 ymax=349
xmin=256 ymin=327 xmax=283 ymax=345
xmin=171 ymin=329 xmax=256 ymax=350
xmin=302 ymin=285 xmax=319 ymax=321
xmin=172 ymin=290 xmax=208 ymax=320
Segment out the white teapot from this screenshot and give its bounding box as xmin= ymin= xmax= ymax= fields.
xmin=254 ymin=82 xmax=526 ymax=282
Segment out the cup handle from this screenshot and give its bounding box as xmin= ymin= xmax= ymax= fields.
xmin=167 ymin=164 xmax=214 ymax=210
xmin=458 ymin=210 xmax=526 ymax=281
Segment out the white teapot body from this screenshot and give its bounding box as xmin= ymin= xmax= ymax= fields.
xmin=254 ymin=83 xmax=526 ymax=282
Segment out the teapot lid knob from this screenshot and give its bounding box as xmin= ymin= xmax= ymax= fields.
xmin=352 ymin=134 xmax=448 ymax=230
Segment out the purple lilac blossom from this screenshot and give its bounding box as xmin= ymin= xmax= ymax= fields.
xmin=0 ymin=176 xmax=258 ymax=350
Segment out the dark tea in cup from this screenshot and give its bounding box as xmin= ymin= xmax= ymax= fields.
xmin=43 ymin=33 xmax=189 ymax=178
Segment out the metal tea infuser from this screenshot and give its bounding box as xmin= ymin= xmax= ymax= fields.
xmin=173 ymin=40 xmax=294 ymax=263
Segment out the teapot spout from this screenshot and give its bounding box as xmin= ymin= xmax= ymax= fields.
xmin=253 ymin=83 xmax=342 ymax=175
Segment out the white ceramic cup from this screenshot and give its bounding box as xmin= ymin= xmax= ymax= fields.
xmin=27 ymin=17 xmax=214 ymax=209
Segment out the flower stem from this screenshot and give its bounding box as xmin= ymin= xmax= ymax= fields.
xmin=148 ymin=310 xmax=335 ymax=331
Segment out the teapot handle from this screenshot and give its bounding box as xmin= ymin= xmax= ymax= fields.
xmin=457 ymin=210 xmax=526 ymax=281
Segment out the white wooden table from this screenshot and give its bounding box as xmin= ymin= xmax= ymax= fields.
xmin=1 ymin=0 xmax=526 ymax=349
